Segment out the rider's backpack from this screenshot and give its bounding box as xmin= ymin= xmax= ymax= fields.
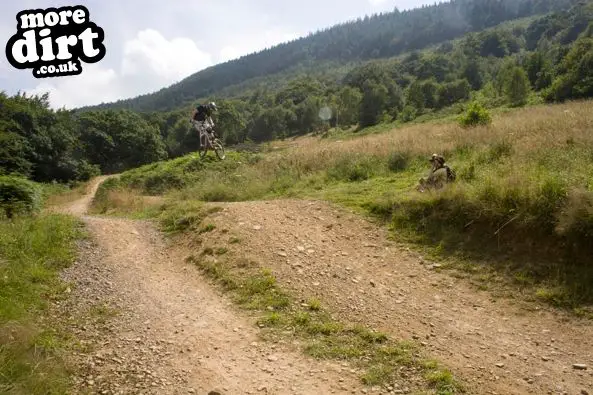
xmin=445 ymin=166 xmax=456 ymax=182
xmin=194 ymin=105 xmax=208 ymax=122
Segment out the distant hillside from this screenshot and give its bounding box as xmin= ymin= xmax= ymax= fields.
xmin=81 ymin=0 xmax=578 ymax=113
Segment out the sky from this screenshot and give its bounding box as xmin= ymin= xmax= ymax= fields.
xmin=1 ymin=0 xmax=432 ymax=109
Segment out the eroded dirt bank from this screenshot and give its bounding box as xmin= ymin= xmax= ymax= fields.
xmin=201 ymin=199 xmax=593 ymax=395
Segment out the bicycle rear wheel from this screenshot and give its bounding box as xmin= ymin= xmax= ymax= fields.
xmin=199 ymin=135 xmax=209 ymax=158
xmin=213 ymin=139 xmax=226 ymax=160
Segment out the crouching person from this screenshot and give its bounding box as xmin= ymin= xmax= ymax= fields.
xmin=417 ymin=154 xmax=456 ymax=192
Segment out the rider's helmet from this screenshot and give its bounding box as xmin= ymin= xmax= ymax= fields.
xmin=208 ymin=102 xmax=218 ymax=112
xmin=430 ymin=153 xmax=445 ymax=167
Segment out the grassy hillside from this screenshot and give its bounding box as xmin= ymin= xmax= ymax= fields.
xmin=93 ymin=99 xmax=593 ymax=312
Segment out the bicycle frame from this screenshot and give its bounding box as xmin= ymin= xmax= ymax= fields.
xmin=191 ymin=118 xmax=225 ymax=160
xmin=192 ymin=119 xmax=214 ymax=144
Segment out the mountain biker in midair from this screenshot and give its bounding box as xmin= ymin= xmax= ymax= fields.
xmin=190 ymin=102 xmax=218 ymax=147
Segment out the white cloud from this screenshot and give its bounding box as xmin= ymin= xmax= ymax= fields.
xmin=24 ymin=29 xmax=213 ymax=109
xmin=121 ymin=29 xmax=213 ymax=81
xmin=218 ymin=46 xmax=245 ymax=64
xmin=25 ymin=64 xmax=120 ymax=109
xmin=0 ymin=34 xmax=12 ymax=80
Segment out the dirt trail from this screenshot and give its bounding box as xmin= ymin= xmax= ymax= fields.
xmin=202 ymin=199 xmax=593 ymax=395
xmin=55 ymin=175 xmax=111 ymax=216
xmin=57 ymin=177 xmax=361 ymax=395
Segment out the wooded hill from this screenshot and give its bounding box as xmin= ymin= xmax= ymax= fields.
xmin=81 ymin=0 xmax=581 ymax=113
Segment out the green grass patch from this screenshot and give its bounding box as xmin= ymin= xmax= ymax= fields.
xmin=425 ymin=367 xmax=461 ymax=395
xmin=382 ymin=176 xmax=593 ymax=307
xmin=327 ymin=154 xmax=385 ymax=182
xmin=186 ymin=254 xmax=238 ymax=291
xmin=88 ymin=303 xmax=120 ymax=325
xmin=116 ymin=152 xmax=247 ymax=195
xmin=199 ymin=223 xmax=216 ymax=234
xmin=307 ymin=298 xmax=321 ymax=311
xmin=257 ymin=311 xmax=284 ymax=327
xmin=0 ymin=213 xmax=84 ymax=395
xmin=387 ymin=150 xmax=412 ymax=173
xmin=143 ymin=200 xmax=223 ymax=234
xmin=158 ymin=200 xmax=210 ymax=233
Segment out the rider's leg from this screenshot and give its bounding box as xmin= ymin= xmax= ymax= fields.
xmin=195 ymin=122 xmax=206 ymax=148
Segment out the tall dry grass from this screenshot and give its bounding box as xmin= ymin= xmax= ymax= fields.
xmin=256 ymin=100 xmax=593 ymax=174
xmin=42 ymin=182 xmax=89 ymax=209
xmin=90 ymin=187 xmax=165 ymax=216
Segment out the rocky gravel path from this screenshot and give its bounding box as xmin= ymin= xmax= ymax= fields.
xmin=55 ymin=178 xmax=361 ymax=395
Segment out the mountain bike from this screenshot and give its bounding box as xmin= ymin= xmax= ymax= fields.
xmin=190 ymin=119 xmax=226 ymax=160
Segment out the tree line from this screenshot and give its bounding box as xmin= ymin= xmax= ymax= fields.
xmin=0 ymin=92 xmax=167 ymax=182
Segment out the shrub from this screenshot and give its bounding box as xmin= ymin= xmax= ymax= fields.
xmin=458 ymin=102 xmax=492 ymax=128
xmin=556 ymin=188 xmax=593 ymax=245
xmin=327 ymin=155 xmax=379 ymax=182
xmin=459 ymin=163 xmax=477 ymax=181
xmin=76 ymin=161 xmax=101 ymax=181
xmin=477 ymin=140 xmax=514 ymax=164
xmin=387 ymin=151 xmax=411 ymax=172
xmin=0 ymin=176 xmax=42 ymax=218
xmin=504 ymin=67 xmax=530 ymax=107
xmin=400 ymin=105 xmax=418 ymax=123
